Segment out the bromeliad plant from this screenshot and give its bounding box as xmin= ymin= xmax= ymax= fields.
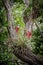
xmin=11 ymin=3 xmax=32 ymax=41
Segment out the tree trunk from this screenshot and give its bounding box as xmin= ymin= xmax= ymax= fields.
xmin=2 ymin=0 xmax=43 ymax=65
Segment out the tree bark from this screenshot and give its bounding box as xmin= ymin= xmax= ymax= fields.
xmin=13 ymin=45 xmax=43 ymax=65
xmin=2 ymin=0 xmax=43 ymax=65
xmin=23 ymin=0 xmax=41 ymax=32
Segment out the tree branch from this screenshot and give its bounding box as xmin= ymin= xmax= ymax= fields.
xmin=2 ymin=0 xmax=10 ymax=11
xmin=13 ymin=44 xmax=43 ymax=65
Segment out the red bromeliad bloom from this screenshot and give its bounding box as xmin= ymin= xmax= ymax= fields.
xmin=26 ymin=31 xmax=32 ymax=38
xmin=15 ymin=26 xmax=19 ymax=32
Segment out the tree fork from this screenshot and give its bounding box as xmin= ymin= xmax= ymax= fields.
xmin=2 ymin=0 xmax=43 ymax=65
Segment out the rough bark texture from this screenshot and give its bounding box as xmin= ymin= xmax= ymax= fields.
xmin=13 ymin=45 xmax=43 ymax=65
xmin=2 ymin=0 xmax=43 ymax=65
